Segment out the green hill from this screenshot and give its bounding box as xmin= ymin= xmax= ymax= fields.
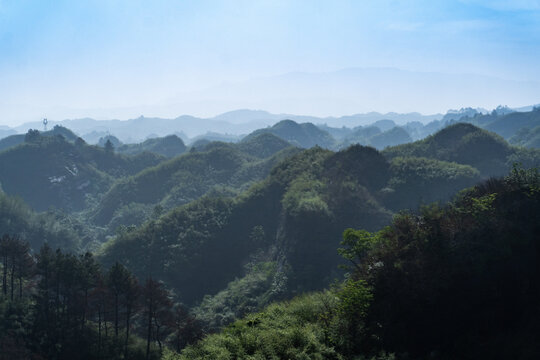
xmin=0 ymin=133 xmax=163 ymax=211
xmin=90 ymin=138 xmax=298 ymax=227
xmin=509 ymin=125 xmax=540 ymax=148
xmin=0 ymin=125 xmax=80 ymax=152
xmin=383 ymin=123 xmax=540 ymax=176
xmin=244 ymin=120 xmax=335 ymax=149
xmin=116 ymin=134 xmax=187 ymax=158
xmin=98 ymin=142 xmax=488 ymax=308
xmin=98 ymin=146 xmax=393 ymax=304
xmin=369 ymin=126 xmax=412 ymax=149
xmin=173 ymin=167 xmax=540 ymax=359
xmin=382 ymin=156 xmax=481 ymax=211
xmin=237 ymin=133 xmax=292 ymax=158
xmin=338 ymin=126 xmax=412 ymax=150
xmin=339 ymin=126 xmax=381 ymax=147
xmin=0 ymin=191 xmax=84 ymax=251
xmin=484 ymin=107 xmax=540 ymax=138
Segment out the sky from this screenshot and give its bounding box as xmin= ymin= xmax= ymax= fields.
xmin=1 ymin=0 xmax=540 ymax=125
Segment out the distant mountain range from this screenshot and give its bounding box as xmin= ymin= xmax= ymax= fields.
xmin=4 ymin=109 xmax=441 ymax=143
xmin=2 ymin=103 xmax=538 ymax=144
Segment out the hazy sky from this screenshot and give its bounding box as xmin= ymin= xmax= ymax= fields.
xmin=1 ymin=0 xmax=540 ymax=125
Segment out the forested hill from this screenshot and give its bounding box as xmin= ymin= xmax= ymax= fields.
xmin=98 ymin=146 xmax=394 ymax=305
xmin=0 ymin=132 xmax=163 ymax=211
xmin=90 ymin=133 xmax=297 ymax=228
xmin=1 ymin=118 xmax=539 ymax=359
xmin=173 ymin=166 xmax=540 ymax=359
xmin=115 ymin=134 xmax=187 ymax=158
xmin=383 ymin=123 xmax=540 ymax=176
xmin=98 ymin=123 xmax=540 ymax=312
xmin=0 ymin=191 xmax=87 ymax=251
xmin=98 ymin=140 xmax=489 ymax=307
xmin=244 ymin=119 xmax=336 ymax=148
xmin=0 ymin=125 xmax=80 ymax=152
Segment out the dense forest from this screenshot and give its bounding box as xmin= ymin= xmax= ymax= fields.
xmin=171 ymin=166 xmax=540 ymax=359
xmin=2 ymin=166 xmax=539 ymax=359
xmin=1 ymin=113 xmax=540 ymax=359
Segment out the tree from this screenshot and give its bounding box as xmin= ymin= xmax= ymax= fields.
xmin=0 ymin=235 xmax=33 ymax=300
xmin=24 ymin=129 xmax=40 ymax=143
xmin=122 ymin=271 xmax=140 ymax=359
xmin=170 ymin=305 xmax=203 ymax=352
xmin=106 ymin=262 xmax=131 ymax=338
xmin=12 ymin=239 xmax=33 ymax=299
xmin=104 ymin=139 xmax=114 ymax=154
xmin=75 ymin=137 xmax=86 ymax=147
xmin=143 ymin=278 xmax=172 ymax=359
xmin=78 ymin=253 xmax=101 ymax=330
xmin=338 ymin=228 xmax=379 ymax=273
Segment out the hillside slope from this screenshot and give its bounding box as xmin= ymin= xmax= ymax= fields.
xmin=383 ymin=123 xmax=540 ymax=176
xmin=98 ymin=139 xmax=488 ymax=307
xmin=174 ymin=167 xmax=540 ymax=359
xmin=91 ymin=134 xmax=297 ymax=227
xmin=116 ymin=134 xmax=187 ymax=158
xmin=0 ymin=134 xmax=163 ymax=211
xmin=244 ymin=120 xmax=335 ymax=148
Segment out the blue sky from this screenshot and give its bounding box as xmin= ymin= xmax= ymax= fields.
xmin=1 ymin=0 xmax=540 ymax=124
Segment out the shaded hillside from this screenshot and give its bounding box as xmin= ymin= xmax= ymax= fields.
xmin=510 ymin=125 xmax=540 ymax=148
xmin=337 ymin=126 xmax=412 ymax=150
xmin=440 ymin=108 xmax=540 ymax=144
xmin=188 ymin=132 xmax=241 ymax=145
xmin=0 ymin=127 xmax=16 ymax=140
xmin=0 ymin=133 xmax=163 ymax=211
xmin=116 ymin=134 xmax=187 ymax=158
xmin=369 ymin=126 xmax=412 ymax=149
xmin=98 ymin=143 xmax=488 ymax=308
xmin=0 ymin=191 xmax=84 ymax=251
xmin=174 ymin=167 xmax=540 ymax=360
xmin=371 ymin=119 xmax=397 ymax=131
xmin=0 ymin=125 xmax=80 ymax=152
xmin=383 ymin=123 xmax=540 ymax=176
xmin=244 ymin=120 xmax=335 ymax=148
xmin=325 ymin=108 xmax=540 ymax=150
xmin=338 ymin=126 xmax=381 ymax=147
xmin=237 ymin=132 xmax=292 ymax=158
xmin=98 ymin=146 xmax=394 ymax=304
xmin=91 ymin=136 xmax=298 ymax=227
xmin=382 ymin=156 xmax=481 ymax=210
xmin=484 ymin=107 xmax=540 ymax=138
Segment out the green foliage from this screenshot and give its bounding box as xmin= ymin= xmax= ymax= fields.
xmin=172 ymin=278 xmax=376 ymax=360
xmin=383 ymin=156 xmax=481 ymax=210
xmin=0 ymin=242 xmax=179 ymax=359
xmin=484 ymin=108 xmax=540 ymax=138
xmin=383 ymin=123 xmax=523 ymax=177
xmin=237 ymin=133 xmax=294 ymax=159
xmin=0 ymin=132 xmax=164 ymax=212
xmin=178 ymin=292 xmax=347 ymax=360
xmin=368 ymin=127 xmax=412 ymax=150
xmin=99 ymin=145 xmax=394 ymax=306
xmin=509 ymin=125 xmax=540 ymax=148
xmin=282 ymin=176 xmax=330 ymax=217
xmin=357 ymin=169 xmax=540 ymax=358
xmin=91 ymin=142 xmax=299 ymax=227
xmin=0 ymin=192 xmax=83 ymax=251
xmin=116 ymin=134 xmax=187 ymax=158
xmin=193 ymin=261 xmax=279 ymax=332
xmin=245 ymin=119 xmax=336 ymax=149
xmin=338 ymin=229 xmax=379 ymax=271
